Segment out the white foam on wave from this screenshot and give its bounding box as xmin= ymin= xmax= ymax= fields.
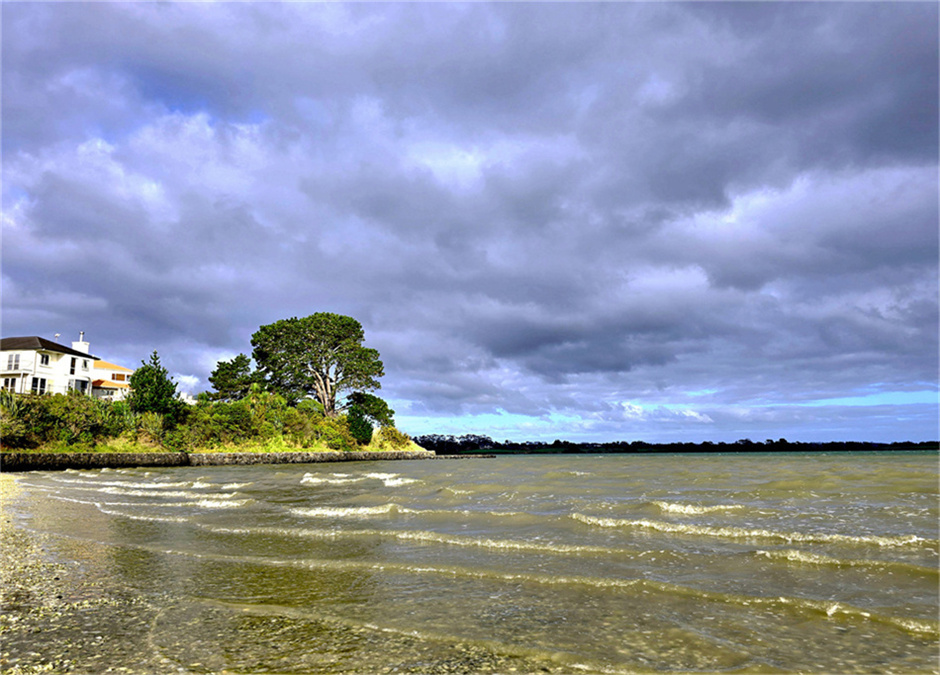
xmin=376 ymin=529 xmax=627 ymax=556
xmin=652 ymin=501 xmax=745 ymax=516
xmin=301 ymin=472 xmax=418 ymax=488
xmin=52 ymin=492 xmax=251 ymax=513
xmin=50 ymin=478 xmax=191 ymax=489
xmin=100 ymin=486 xmax=239 ymax=500
xmin=97 ymin=507 xmax=190 ymax=523
xmin=192 ymin=499 xmax=251 ymax=509
xmin=755 ymin=549 xmax=939 ymax=575
xmin=301 ymin=473 xmax=366 ymax=486
xmin=50 ymin=495 xmax=102 ymax=507
xmin=291 ymin=504 xmax=410 ymax=518
xmin=571 ymin=514 xmax=934 ymax=548
xmin=364 ymin=472 xmax=418 ymax=487
xmin=201 ymin=522 xmax=644 ymax=560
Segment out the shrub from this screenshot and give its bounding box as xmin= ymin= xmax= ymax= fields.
xmin=245 ymin=387 xmax=288 ymax=438
xmin=313 ymin=415 xmax=358 ymax=452
xmin=47 ymin=394 xmax=98 ymax=445
xmin=280 ymin=407 xmax=316 ymax=447
xmin=138 ymin=411 xmax=165 ymax=445
xmin=377 ymin=426 xmax=412 ymax=450
xmin=1 ymin=393 xmax=131 ymax=449
xmin=0 ymin=390 xmax=30 ymax=448
xmin=107 ymin=400 xmax=138 ymax=438
xmin=296 ymin=398 xmax=325 ymax=416
xmin=161 ymin=428 xmax=191 ymax=453
xmin=347 ymin=406 xmax=374 ymax=445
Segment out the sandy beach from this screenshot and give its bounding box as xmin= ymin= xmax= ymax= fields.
xmin=0 ymin=474 xmax=171 ymax=674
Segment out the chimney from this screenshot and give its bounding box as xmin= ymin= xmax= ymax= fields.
xmin=72 ymin=331 xmax=90 ymax=354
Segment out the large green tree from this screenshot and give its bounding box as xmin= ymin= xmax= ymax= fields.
xmin=208 ymin=353 xmax=259 ymax=402
xmin=251 ymin=313 xmax=384 ymax=415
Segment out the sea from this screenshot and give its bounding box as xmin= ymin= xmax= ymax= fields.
xmin=5 ymin=452 xmax=938 ymax=674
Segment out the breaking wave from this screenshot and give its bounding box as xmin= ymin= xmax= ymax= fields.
xmin=652 ymin=501 xmax=746 ymax=515
xmin=301 ymin=472 xmax=418 ymax=487
xmin=292 ymin=504 xmax=412 ymax=518
xmin=571 ymin=514 xmax=935 ymax=549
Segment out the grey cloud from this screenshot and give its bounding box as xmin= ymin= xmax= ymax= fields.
xmin=2 ymin=2 xmax=936 ymax=441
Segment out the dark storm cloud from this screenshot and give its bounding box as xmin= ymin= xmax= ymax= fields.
xmin=2 ymin=2 xmax=936 ymax=441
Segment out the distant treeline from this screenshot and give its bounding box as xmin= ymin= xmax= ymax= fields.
xmin=412 ymin=435 xmax=938 ymax=455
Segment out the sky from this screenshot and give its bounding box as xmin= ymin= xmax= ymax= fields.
xmin=2 ymin=2 xmax=937 ymax=444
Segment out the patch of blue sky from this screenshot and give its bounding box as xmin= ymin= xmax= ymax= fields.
xmin=798 ymin=390 xmax=938 ymax=407
xmin=131 ymin=65 xmax=269 ymax=126
xmin=396 ymin=409 xmax=576 ymax=441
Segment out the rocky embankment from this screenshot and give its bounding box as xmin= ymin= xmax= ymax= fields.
xmin=0 ymin=450 xmax=439 ymax=472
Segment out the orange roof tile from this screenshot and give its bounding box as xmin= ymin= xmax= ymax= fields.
xmin=94 ymin=360 xmax=134 ymax=372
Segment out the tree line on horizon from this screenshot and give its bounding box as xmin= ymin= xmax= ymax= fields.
xmin=412 ymin=434 xmax=938 ymax=455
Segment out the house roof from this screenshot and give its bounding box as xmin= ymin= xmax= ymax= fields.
xmin=94 ymin=359 xmax=134 ymax=373
xmin=0 ymin=336 xmax=99 ymax=359
xmin=92 ymin=379 xmax=130 ymax=389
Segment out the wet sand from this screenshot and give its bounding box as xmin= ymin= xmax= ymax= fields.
xmin=0 ymin=474 xmax=170 ymax=674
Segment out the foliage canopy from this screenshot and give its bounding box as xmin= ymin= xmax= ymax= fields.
xmin=128 ymin=351 xmax=185 ymax=424
xmin=208 ymin=353 xmax=259 ymax=402
xmin=251 ymin=313 xmax=384 ymax=415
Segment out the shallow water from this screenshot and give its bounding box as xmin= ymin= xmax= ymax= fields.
xmin=7 ymin=452 xmax=939 ymax=673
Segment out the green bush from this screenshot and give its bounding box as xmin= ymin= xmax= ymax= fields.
xmin=280 ymin=407 xmax=317 ymax=447
xmin=0 ymin=392 xmax=131 ymax=449
xmin=376 ymin=426 xmax=412 ymax=450
xmin=138 ymin=411 xmax=165 ymax=445
xmin=47 ymin=394 xmax=105 ymax=445
xmin=107 ymin=401 xmax=138 ymax=437
xmin=245 ymin=387 xmax=288 ymax=438
xmin=161 ymin=428 xmax=191 ymax=453
xmin=0 ymin=390 xmax=31 ymax=448
xmin=347 ymin=406 xmax=374 ymax=445
xmin=175 ymin=400 xmax=252 ymax=448
xmin=296 ymin=399 xmax=325 ymax=416
xmin=313 ymin=415 xmax=358 ymax=452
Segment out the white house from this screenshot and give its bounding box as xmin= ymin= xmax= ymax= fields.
xmin=0 ymin=333 xmax=134 ymax=398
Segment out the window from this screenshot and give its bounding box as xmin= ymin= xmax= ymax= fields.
xmin=82 ymin=359 xmax=89 ymax=370
xmin=69 ymin=380 xmax=88 ymax=394
xmin=2 ymin=377 xmax=16 ymax=391
xmin=70 ymin=357 xmax=76 ymax=375
xmin=6 ymin=354 xmax=20 ymax=370
xmin=114 ymin=373 xmax=126 ymax=382
xmin=31 ymin=377 xmax=46 ymax=395
xmin=40 ymin=354 xmax=50 ymax=366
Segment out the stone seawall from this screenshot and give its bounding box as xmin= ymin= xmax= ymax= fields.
xmin=0 ymin=451 xmax=438 ymax=472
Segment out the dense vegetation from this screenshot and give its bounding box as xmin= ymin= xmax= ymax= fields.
xmin=413 ymin=434 xmax=938 ymax=455
xmin=0 ymin=314 xmax=416 ymax=454
xmin=0 ymin=387 xmax=415 ymax=453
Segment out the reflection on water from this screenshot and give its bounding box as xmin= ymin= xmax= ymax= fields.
xmin=6 ymin=453 xmax=939 ymax=674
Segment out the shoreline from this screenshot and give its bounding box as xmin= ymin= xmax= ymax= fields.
xmin=0 ymin=474 xmax=179 ymax=674
xmin=0 ymin=450 xmax=495 ymax=473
